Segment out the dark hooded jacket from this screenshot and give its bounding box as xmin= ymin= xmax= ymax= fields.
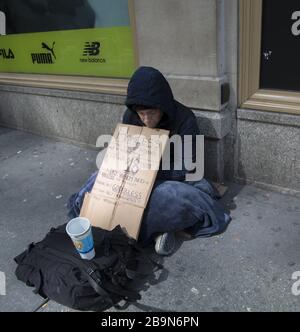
xmin=123 ymin=66 xmax=200 ymax=181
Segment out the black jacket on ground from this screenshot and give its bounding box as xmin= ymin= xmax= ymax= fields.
xmin=122 ymin=66 xmax=200 ymax=182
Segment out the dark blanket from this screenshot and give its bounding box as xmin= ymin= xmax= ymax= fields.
xmin=67 ymin=172 xmax=231 ymax=246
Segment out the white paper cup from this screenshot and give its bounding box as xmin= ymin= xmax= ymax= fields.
xmin=66 ymin=217 xmax=95 ymax=260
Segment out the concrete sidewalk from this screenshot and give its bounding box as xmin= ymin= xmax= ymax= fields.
xmin=0 ymin=127 xmax=299 ymax=312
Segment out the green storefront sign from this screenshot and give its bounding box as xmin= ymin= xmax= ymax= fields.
xmin=0 ymin=27 xmax=136 ymax=78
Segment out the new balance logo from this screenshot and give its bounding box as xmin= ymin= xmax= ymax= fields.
xmin=83 ymin=42 xmax=100 ymax=56
xmin=0 ymin=48 xmax=14 ymax=59
xmin=80 ymin=41 xmax=105 ymax=63
xmin=31 ymin=42 xmax=56 ymax=64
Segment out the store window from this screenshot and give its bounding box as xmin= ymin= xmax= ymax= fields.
xmin=260 ymin=0 xmax=300 ymax=92
xmin=239 ymin=0 xmax=300 ymax=114
xmin=0 ymin=0 xmax=136 ymax=78
xmin=0 ymin=0 xmax=137 ymax=93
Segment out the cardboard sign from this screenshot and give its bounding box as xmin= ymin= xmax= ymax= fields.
xmin=80 ymin=124 xmax=169 ymax=239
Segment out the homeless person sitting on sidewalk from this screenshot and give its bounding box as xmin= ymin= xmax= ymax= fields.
xmin=67 ymin=66 xmax=231 ymax=256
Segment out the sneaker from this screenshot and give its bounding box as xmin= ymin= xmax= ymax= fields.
xmin=154 ymin=232 xmax=176 ymax=256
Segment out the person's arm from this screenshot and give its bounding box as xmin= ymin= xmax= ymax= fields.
xmin=67 ymin=171 xmax=98 ymax=218
xmin=157 ymin=114 xmax=200 ymax=182
xmin=122 ymin=109 xmax=133 ymax=125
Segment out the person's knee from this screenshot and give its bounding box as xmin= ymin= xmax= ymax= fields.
xmin=150 ymin=181 xmax=184 ymax=203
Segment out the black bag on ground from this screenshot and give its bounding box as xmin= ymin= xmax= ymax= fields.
xmin=14 ymin=224 xmax=158 ymax=311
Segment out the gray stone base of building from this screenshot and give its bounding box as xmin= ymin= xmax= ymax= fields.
xmin=0 ymin=85 xmax=125 ymax=148
xmin=236 ymin=109 xmax=300 ymax=195
xmin=0 ymin=84 xmax=233 ymax=184
xmin=3 ymin=85 xmax=299 ymax=194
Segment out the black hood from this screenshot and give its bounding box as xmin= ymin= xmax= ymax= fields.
xmin=125 ymin=67 xmax=176 ymax=126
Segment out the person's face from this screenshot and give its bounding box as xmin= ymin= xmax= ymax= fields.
xmin=136 ymin=108 xmax=163 ymax=128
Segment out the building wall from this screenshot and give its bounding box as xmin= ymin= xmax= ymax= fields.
xmin=236 ymin=109 xmax=300 ymax=194
xmin=134 ymin=0 xmax=235 ymax=182
xmin=0 ymin=0 xmax=297 ymax=193
xmin=0 ymin=86 xmax=125 ymax=146
xmin=0 ymin=0 xmax=234 ymax=183
xmin=235 ymin=1 xmax=300 ymax=195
